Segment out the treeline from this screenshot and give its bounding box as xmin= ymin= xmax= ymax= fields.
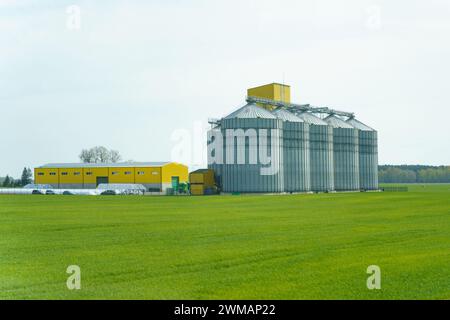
xmin=379 ymin=165 xmax=450 ymax=183
xmin=2 ymin=165 xmax=449 ymax=186
xmin=1 ymin=168 xmax=33 ymax=188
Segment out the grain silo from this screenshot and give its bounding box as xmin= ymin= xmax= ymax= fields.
xmin=272 ymin=108 xmax=310 ymax=192
xmin=220 ymin=103 xmax=284 ymax=193
xmin=346 ymin=118 xmax=378 ymax=190
xmin=207 ymin=126 xmax=225 ymax=188
xmin=208 ymin=83 xmax=378 ymax=194
xmin=296 ymin=112 xmax=334 ymax=192
xmin=324 ymin=115 xmax=360 ymax=191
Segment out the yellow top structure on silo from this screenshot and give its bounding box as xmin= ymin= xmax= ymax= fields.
xmin=247 ymin=83 xmax=291 ymax=110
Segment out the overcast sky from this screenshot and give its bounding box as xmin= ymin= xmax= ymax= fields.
xmin=1 ymin=0 xmax=449 ymax=177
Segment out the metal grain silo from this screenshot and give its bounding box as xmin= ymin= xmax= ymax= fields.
xmin=346 ymin=118 xmax=378 ymax=190
xmin=221 ymin=103 xmax=284 ymax=193
xmin=296 ymin=112 xmax=334 ymax=192
xmin=324 ymin=115 xmax=360 ymax=191
xmin=272 ymin=109 xmax=310 ymax=192
xmin=207 ymin=126 xmax=225 ymax=189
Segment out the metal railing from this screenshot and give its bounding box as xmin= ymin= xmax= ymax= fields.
xmin=246 ymin=96 xmax=355 ymax=118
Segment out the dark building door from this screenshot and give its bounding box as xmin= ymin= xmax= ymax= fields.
xmin=96 ymin=176 xmax=109 ymax=187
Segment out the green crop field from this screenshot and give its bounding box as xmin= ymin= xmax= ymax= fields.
xmin=1 ymin=184 xmax=449 ymax=300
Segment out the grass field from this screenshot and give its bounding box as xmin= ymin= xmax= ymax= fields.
xmin=1 ymin=184 xmax=449 ymax=300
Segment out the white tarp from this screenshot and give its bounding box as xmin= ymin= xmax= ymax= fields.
xmin=0 ymin=188 xmax=100 ymax=195
xmin=23 ymin=184 xmax=54 ymax=189
xmin=48 ymin=189 xmax=101 ymax=196
xmin=0 ymin=189 xmax=34 ymax=195
xmin=97 ymin=183 xmax=146 ymax=191
xmin=97 ymin=184 xmax=146 ymax=195
xmin=1 ymin=183 xmax=146 ymax=196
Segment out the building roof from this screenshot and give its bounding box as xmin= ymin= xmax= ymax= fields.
xmin=38 ymin=162 xmax=172 ymax=169
xmin=190 ymin=169 xmax=213 ymax=174
xmin=224 ymin=103 xmax=277 ymax=120
xmin=346 ymin=118 xmax=376 ymax=131
xmin=247 ymin=83 xmax=291 ymax=90
xmin=296 ymin=112 xmax=328 ymax=125
xmin=272 ymin=109 xmax=304 ymax=122
xmin=324 ymin=115 xmax=354 ymax=129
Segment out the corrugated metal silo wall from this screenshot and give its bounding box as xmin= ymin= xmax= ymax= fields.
xmin=283 ymin=121 xmax=310 ymax=192
xmin=207 ymin=128 xmax=224 ymax=188
xmin=332 ymin=128 xmax=360 ymax=191
xmin=359 ymin=130 xmax=378 ymax=190
xmin=309 ymin=125 xmax=335 ymax=191
xmin=221 ymin=118 xmax=284 ymax=193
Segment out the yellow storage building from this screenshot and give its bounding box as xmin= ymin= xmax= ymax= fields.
xmin=189 ymin=169 xmax=217 ymax=196
xmin=190 ymin=184 xmax=206 ymax=196
xmin=34 ymin=162 xmax=188 ymax=192
xmin=189 ymin=169 xmax=215 ymax=186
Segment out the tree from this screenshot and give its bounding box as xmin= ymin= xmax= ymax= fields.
xmin=21 ymin=167 xmax=33 ymax=186
xmin=378 ymin=167 xmax=416 ymax=183
xmin=109 ymin=150 xmax=122 ymax=163
xmin=12 ymin=179 xmax=22 ymax=188
xmin=378 ymin=165 xmax=450 ymax=183
xmin=93 ymin=146 xmax=110 ymax=163
xmin=2 ymin=175 xmax=11 ymax=187
xmin=79 ymin=146 xmax=122 ymax=164
xmin=79 ymin=149 xmax=96 ymax=163
xmin=28 ymin=168 xmax=33 ymax=183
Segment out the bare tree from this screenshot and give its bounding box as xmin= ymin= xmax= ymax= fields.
xmin=79 ymin=149 xmax=96 ymax=163
xmin=79 ymin=146 xmax=123 ymax=163
xmin=109 ymin=150 xmax=122 ymax=163
xmin=93 ymin=146 xmax=110 ymax=163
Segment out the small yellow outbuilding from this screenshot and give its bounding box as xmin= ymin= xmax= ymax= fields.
xmin=189 ymin=169 xmax=216 ymax=196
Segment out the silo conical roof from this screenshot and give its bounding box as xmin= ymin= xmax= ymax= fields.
xmin=346 ymin=118 xmax=375 ymax=131
xmin=324 ymin=115 xmax=354 ymax=128
xmin=296 ymin=112 xmax=328 ymax=125
xmin=272 ymin=108 xmax=304 ymax=122
xmin=224 ymin=103 xmax=277 ymax=119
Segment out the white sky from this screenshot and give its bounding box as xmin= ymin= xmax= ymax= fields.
xmin=1 ymin=0 xmax=449 ymax=177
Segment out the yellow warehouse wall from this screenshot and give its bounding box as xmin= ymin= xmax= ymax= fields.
xmin=34 ymin=168 xmax=43 ymax=184
xmin=83 ymin=168 xmax=109 ymax=184
xmin=35 ymin=168 xmax=59 ymax=185
xmin=59 ymin=168 xmax=83 ymax=184
xmin=161 ymin=163 xmax=189 ymax=184
xmin=108 ymin=167 xmax=136 ymax=184
xmin=135 ymin=167 xmax=161 ymax=184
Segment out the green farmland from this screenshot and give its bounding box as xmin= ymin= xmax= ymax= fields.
xmin=1 ymin=184 xmax=449 ymax=300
